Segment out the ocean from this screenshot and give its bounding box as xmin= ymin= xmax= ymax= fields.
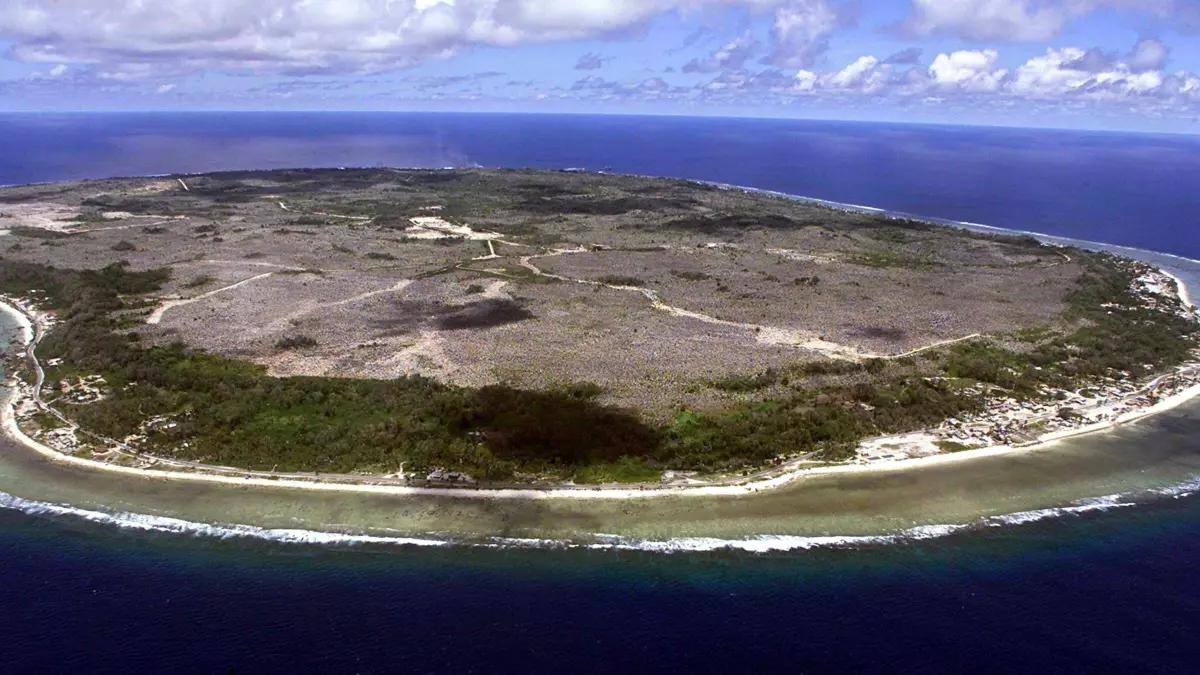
xmin=1 ymin=112 xmax=1199 ymax=673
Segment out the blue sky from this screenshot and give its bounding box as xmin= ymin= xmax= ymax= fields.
xmin=1 ymin=1 xmax=1198 ymax=132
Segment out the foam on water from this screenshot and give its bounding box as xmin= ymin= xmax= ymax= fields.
xmin=4 ymin=479 xmax=1190 ymax=554
xmin=983 ymin=495 xmax=1134 ymax=527
xmin=0 ymin=491 xmax=448 ymax=547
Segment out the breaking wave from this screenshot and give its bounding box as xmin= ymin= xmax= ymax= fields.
xmin=0 ymin=491 xmax=448 ymax=547
xmin=4 ymin=477 xmax=1198 ymax=553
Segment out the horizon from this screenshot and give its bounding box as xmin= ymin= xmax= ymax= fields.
xmin=2 ymin=2 xmax=1199 ymax=134
xmin=2 ymin=108 xmax=1197 ymax=138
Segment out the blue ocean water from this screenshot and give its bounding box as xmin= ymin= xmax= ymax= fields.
xmin=3 ymin=112 xmax=1199 ymax=257
xmin=2 ymin=112 xmax=1200 ymax=673
xmin=3 ymin=496 xmax=1200 ymax=674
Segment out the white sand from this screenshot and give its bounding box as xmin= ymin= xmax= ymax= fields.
xmin=1161 ymin=270 xmax=1195 ymax=310
xmin=0 ymin=298 xmax=34 ymax=344
xmin=404 ymin=216 xmax=502 ymax=241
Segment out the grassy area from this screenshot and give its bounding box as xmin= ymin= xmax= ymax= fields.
xmin=28 ymin=411 xmax=68 ymax=431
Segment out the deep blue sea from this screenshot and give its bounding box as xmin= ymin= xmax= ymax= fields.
xmin=2 ymin=112 xmax=1200 ymax=674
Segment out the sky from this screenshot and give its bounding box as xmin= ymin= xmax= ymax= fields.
xmin=1 ymin=1 xmax=1199 ymax=132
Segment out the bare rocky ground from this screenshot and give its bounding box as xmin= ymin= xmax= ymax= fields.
xmin=0 ymin=168 xmax=1081 ymax=415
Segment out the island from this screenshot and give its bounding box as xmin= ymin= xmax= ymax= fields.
xmin=0 ymin=168 xmax=1197 ymax=496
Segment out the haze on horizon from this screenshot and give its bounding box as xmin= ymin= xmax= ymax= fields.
xmin=0 ymin=1 xmax=1198 ymax=134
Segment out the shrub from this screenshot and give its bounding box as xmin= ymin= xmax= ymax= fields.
xmin=275 ymin=334 xmax=319 ymax=351
xmin=670 ymin=270 xmax=712 ymax=281
xmin=596 ymin=275 xmax=645 ymax=287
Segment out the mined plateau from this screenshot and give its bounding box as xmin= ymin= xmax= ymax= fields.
xmin=1 ymin=168 xmax=1195 ymax=486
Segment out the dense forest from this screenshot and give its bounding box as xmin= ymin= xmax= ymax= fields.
xmin=0 ymin=251 xmax=1195 ymax=483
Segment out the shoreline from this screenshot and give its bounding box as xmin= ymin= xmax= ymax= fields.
xmin=5 ymin=376 xmax=1199 ymax=500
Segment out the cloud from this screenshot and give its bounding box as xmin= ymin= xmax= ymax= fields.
xmin=568 ymin=73 xmax=686 ymax=101
xmin=571 ymin=75 xmax=612 ymax=91
xmin=574 ymin=52 xmax=606 ymax=71
xmin=682 ymin=31 xmax=759 ymax=73
xmin=883 ymin=47 xmax=923 ymax=65
xmin=0 ymin=0 xmax=859 ymax=80
xmin=1009 ymin=46 xmax=1165 ymax=98
xmin=898 ymin=0 xmax=1069 ymax=41
xmin=1063 ymin=47 xmax=1118 ymax=73
xmin=763 ymin=0 xmax=843 ymax=69
xmin=769 ymin=37 xmax=1196 ymax=110
xmin=823 ymin=55 xmax=889 ymax=92
xmin=155 ymin=83 xmax=176 ymax=94
xmin=1078 ymin=1 xmax=1200 ymax=34
xmin=1128 ymin=37 xmax=1169 ymax=72
xmin=929 ymin=49 xmax=1008 ymax=91
xmin=898 ymin=0 xmax=1200 ymax=42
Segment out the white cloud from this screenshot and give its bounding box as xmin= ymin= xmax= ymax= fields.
xmin=1010 ymin=46 xmax=1167 ymax=98
xmin=683 ymin=30 xmax=759 ymax=73
xmin=900 ymin=0 xmax=1200 ymax=42
xmin=793 ymin=69 xmax=818 ymax=91
xmin=821 ymin=55 xmax=892 ymax=92
xmin=574 ymin=52 xmax=605 ymax=71
xmin=776 ymin=38 xmax=1196 ymax=110
xmin=929 ymin=49 xmax=1007 ymax=91
xmin=0 ymin=1 xmax=854 ymax=79
xmin=155 ymin=83 xmax=176 ymax=94
xmin=1077 ymin=0 xmax=1199 ymax=32
xmin=900 ymin=0 xmax=1069 ymax=41
xmin=764 ymin=0 xmax=841 ymax=69
xmin=47 ymin=64 xmax=67 ymax=77
xmin=1128 ymin=37 xmax=1169 ymax=72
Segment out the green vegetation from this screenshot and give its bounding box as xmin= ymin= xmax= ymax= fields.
xmin=183 ymin=275 xmax=216 ymax=289
xmin=670 ymin=269 xmax=712 ymax=281
xmin=708 ymin=369 xmax=784 ymax=393
xmin=596 ymin=275 xmax=646 ymax=286
xmin=275 ymin=335 xmax=319 ymax=351
xmin=934 ymin=255 xmax=1198 ymax=395
xmin=935 ymin=440 xmax=971 ymax=452
xmin=29 ymin=411 xmax=67 ymax=431
xmin=663 ymin=376 xmax=984 ymax=466
xmin=10 ymin=226 xmax=69 ymax=240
